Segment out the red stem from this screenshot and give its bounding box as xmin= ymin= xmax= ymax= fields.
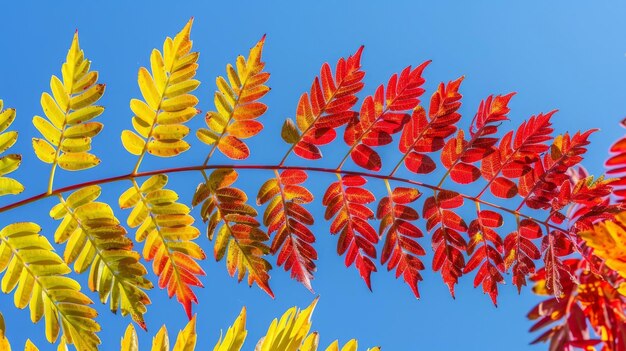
xmin=0 ymin=163 xmax=567 ymax=234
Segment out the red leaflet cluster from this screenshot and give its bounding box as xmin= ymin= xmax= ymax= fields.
xmin=281 ymin=47 xmax=365 ymax=160
xmin=343 ymin=62 xmax=430 ymax=171
xmin=423 ymin=190 xmax=467 ymax=295
xmin=503 ymin=219 xmax=542 ymax=292
xmin=465 ymin=210 xmax=505 ymax=305
xmin=257 ymin=170 xmax=316 ymax=290
xmin=323 ymin=175 xmax=378 ymax=288
xmin=396 ymin=77 xmax=464 ymax=175
xmin=479 ymin=112 xmax=555 ymax=199
xmin=529 ymin=259 xmax=626 ymax=351
xmin=519 ymin=130 xmax=596 ymax=211
xmin=378 ymin=186 xmax=425 ymax=297
xmin=441 ymin=93 xmax=514 ymax=184
xmin=606 ymin=118 xmax=626 ymax=203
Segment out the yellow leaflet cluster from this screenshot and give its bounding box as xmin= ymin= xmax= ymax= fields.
xmin=123 ymin=299 xmax=379 ymax=351
xmin=122 ymin=19 xmax=200 ymax=167
xmin=0 ymin=100 xmax=23 ymax=196
xmin=192 ymin=168 xmax=273 ymax=297
xmin=214 ymin=299 xmax=379 ymax=351
xmin=196 ymin=35 xmax=269 ymax=160
xmin=120 ymin=174 xmax=205 ymax=319
xmin=0 ymin=223 xmax=100 ymax=350
xmin=580 ymin=211 xmax=626 ymax=294
xmin=50 ymin=185 xmax=152 ymax=330
xmin=32 ymin=32 xmax=105 ymax=191
xmin=1 ymin=320 xmax=73 ymax=351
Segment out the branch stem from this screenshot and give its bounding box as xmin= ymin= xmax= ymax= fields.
xmin=0 ymin=163 xmax=568 ymax=235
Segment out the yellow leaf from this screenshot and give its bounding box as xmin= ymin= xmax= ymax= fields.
xmin=66 ymin=105 xmax=104 ymax=124
xmin=50 ymin=75 xmax=69 ymax=112
xmin=173 ymin=315 xmax=197 ymax=351
xmin=300 ymin=333 xmax=319 ymax=351
xmin=138 ymin=67 xmax=161 ymax=110
xmin=325 ymin=341 xmax=339 ymax=351
xmin=150 ymin=49 xmax=167 ymax=92
xmin=130 ymin=99 xmax=156 ymax=125
xmin=64 ymin=122 xmax=103 ymax=138
xmin=73 ymin=72 xmax=99 ymax=94
xmin=165 ymin=79 xmax=200 ymax=98
xmin=147 ymin=139 xmax=190 ymax=157
xmin=580 ymin=212 xmax=626 ymax=278
xmin=196 ymin=129 xmax=218 ymax=145
xmin=158 ymin=107 xmax=198 ymax=125
xmin=24 ymin=339 xmax=38 ymax=351
xmin=161 ymin=94 xmax=198 ymax=112
xmin=281 ymin=118 xmax=299 ymax=144
xmin=0 ymin=131 xmax=17 ymax=154
xmin=40 ymin=93 xmax=65 ymax=129
xmin=152 ymin=326 xmax=169 ymax=351
xmin=213 ymin=307 xmax=247 ymax=351
xmin=60 ymin=137 xmax=91 ymax=153
xmin=119 ymin=187 xmax=140 ymax=209
xmin=140 ymin=174 xmax=168 ymax=193
xmin=153 ymin=124 xmax=190 ymax=141
xmin=33 ymin=116 xmax=61 ymax=145
xmin=65 ymin=185 xmax=101 ymax=209
xmin=340 ymin=340 xmax=358 ymax=351
xmin=0 ymin=155 xmax=21 ymax=176
xmin=121 ymin=324 xmax=139 ymax=351
xmin=32 ymin=138 xmax=56 ymax=163
xmin=57 ymin=152 xmax=100 ymax=170
xmin=0 ymin=313 xmax=8 ymax=351
xmin=122 ymin=130 xmax=147 ymax=155
xmin=57 ymin=337 xmax=68 ymax=351
xmin=0 ymin=106 xmax=16 ymax=132
xmin=69 ymin=84 xmax=105 ymax=110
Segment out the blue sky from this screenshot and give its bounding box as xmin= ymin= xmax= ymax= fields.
xmin=0 ymin=1 xmax=625 ymax=350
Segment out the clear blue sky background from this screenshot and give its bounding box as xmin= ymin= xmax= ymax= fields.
xmin=0 ymin=1 xmax=625 ymax=350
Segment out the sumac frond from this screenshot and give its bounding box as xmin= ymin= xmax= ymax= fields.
xmin=120 ymin=175 xmax=205 ymax=319
xmin=192 ymin=169 xmax=273 ymax=296
xmin=197 ymin=36 xmax=269 ymax=161
xmin=51 ymin=185 xmax=152 ymax=329
xmin=32 ymin=32 xmax=105 ymax=192
xmin=257 ymin=169 xmax=316 ymax=291
xmin=122 ymin=19 xmax=200 ymax=169
xmin=0 ymin=223 xmax=100 ymax=350
xmin=341 ymin=62 xmax=430 ymax=171
xmin=281 ymin=47 xmax=365 ymax=161
xmin=323 ymin=175 xmax=377 ymax=289
xmin=378 ymin=185 xmax=424 ymax=297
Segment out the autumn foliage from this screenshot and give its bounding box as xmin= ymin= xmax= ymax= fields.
xmin=0 ymin=18 xmax=624 ymax=351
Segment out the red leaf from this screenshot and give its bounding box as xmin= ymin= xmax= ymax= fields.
xmin=490 ymin=177 xmax=518 ymax=198
xmin=294 ymin=141 xmax=322 ymax=159
xmin=351 ymin=144 xmax=382 ymax=171
xmin=218 ymin=135 xmax=250 ymax=160
xmin=449 ymin=162 xmax=480 ymax=184
xmin=405 ymin=152 xmax=436 ymax=174
xmin=391 ymin=187 xmax=421 ymax=204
